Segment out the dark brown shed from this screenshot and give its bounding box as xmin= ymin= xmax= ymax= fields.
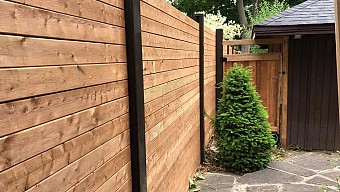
xmin=253 ymin=0 xmax=340 ymax=150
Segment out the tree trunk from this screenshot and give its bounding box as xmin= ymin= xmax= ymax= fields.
xmin=252 ymin=0 xmax=259 ymax=18
xmin=236 ymin=0 xmax=250 ymax=53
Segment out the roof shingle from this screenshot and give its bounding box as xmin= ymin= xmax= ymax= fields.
xmin=256 ymin=0 xmax=334 ymax=26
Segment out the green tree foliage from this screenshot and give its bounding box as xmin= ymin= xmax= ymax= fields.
xmin=248 ymin=0 xmax=290 ymax=26
xmin=168 ymin=0 xmax=305 ymax=25
xmin=214 ymin=65 xmax=275 ymax=173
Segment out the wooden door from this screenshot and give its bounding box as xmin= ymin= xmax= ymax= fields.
xmin=224 ymin=54 xmax=282 ymax=133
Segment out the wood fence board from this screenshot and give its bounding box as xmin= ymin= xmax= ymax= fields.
xmin=0 ymin=114 xmax=129 ymax=191
xmin=144 ymin=65 xmax=199 ymax=89
xmin=225 ymin=53 xmax=280 ymax=62
xmin=0 ymin=35 xmax=127 ymax=67
xmin=0 ymin=81 xmax=128 ymax=137
xmin=0 ymin=0 xmax=125 ymax=44
xmin=143 ymin=59 xmax=198 ymax=75
xmin=145 ymin=93 xmax=199 ymax=144
xmin=141 ymin=0 xmax=199 ymax=30
xmin=66 ymin=148 xmax=130 ymax=192
xmin=140 ymin=2 xmax=198 ymax=37
xmin=141 ymin=17 xmax=199 ymax=44
xmin=25 ymin=130 xmax=129 ymax=192
xmin=145 ymin=80 xmax=198 ymax=116
xmin=145 ymin=82 xmax=198 ymax=131
xmin=0 ymin=97 xmax=129 ymax=172
xmin=143 ymin=47 xmax=199 ymax=61
xmin=9 ymin=0 xmax=125 ymax=26
xmin=0 ymin=63 xmax=127 ymax=102
xmin=142 ymin=32 xmax=199 ymax=51
xmin=144 ymin=73 xmax=198 ymax=103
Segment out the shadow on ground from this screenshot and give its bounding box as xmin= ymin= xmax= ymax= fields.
xmin=196 ymin=152 xmax=340 ymax=192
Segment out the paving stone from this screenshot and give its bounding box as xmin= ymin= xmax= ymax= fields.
xmin=237 ymin=169 xmax=303 ymax=184
xmin=268 ymin=161 xmax=317 ymax=177
xmin=287 ymin=153 xmax=335 ymax=171
xmin=306 ymin=176 xmax=338 ymax=186
xmin=201 ymin=187 xmax=233 ymax=192
xmin=321 ymin=170 xmax=340 ymax=180
xmin=246 ymin=185 xmax=280 ymax=192
xmin=282 ymin=184 xmax=324 ymax=192
xmin=197 ymin=173 xmax=235 ymax=190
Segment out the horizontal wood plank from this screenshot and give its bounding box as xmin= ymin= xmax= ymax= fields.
xmin=0 ymin=97 xmax=129 ymax=171
xmin=145 ymin=85 xmax=199 ymax=133
xmin=145 ymin=79 xmax=198 ymax=116
xmin=66 ymin=148 xmax=130 ymax=192
xmin=0 ymin=0 xmax=125 ymax=44
xmin=145 ymin=93 xmax=199 ymax=144
xmin=95 ymin=162 xmax=132 ymax=192
xmin=143 ymin=59 xmax=198 ymax=75
xmin=141 ymin=0 xmax=198 ymax=30
xmin=26 ymin=131 xmax=130 ymax=192
xmin=143 ymin=47 xmax=199 ymax=61
xmin=223 ymin=39 xmax=283 ymax=46
xmin=0 ymin=80 xmax=128 ymax=137
xmin=144 ymin=65 xmax=198 ymax=89
xmin=0 ymin=114 xmax=129 ymax=191
xmin=141 ymin=16 xmax=199 ymax=44
xmin=0 ymin=35 xmax=126 ymax=67
xmin=144 ymin=73 xmax=198 ymax=103
xmin=9 ymin=0 xmax=125 ymax=26
xmin=0 ymin=63 xmax=127 ymax=102
xmin=225 ymin=53 xmax=281 ymax=62
xmin=142 ymin=32 xmax=199 ymax=51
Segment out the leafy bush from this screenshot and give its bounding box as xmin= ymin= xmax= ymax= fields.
xmin=204 ymin=12 xmax=243 ymax=40
xmin=214 ymin=65 xmax=275 ymax=173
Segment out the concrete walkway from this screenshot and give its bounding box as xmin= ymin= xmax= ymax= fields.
xmin=196 ymin=152 xmax=340 ymax=192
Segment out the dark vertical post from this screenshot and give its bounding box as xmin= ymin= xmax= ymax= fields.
xmin=124 ymin=0 xmax=147 ymax=191
xmin=216 ymin=29 xmax=223 ymax=111
xmin=194 ymin=14 xmax=205 ymax=163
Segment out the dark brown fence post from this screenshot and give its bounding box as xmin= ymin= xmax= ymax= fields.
xmin=124 ymin=0 xmax=147 ymax=191
xmin=216 ymin=29 xmax=224 ymax=111
xmin=193 ymin=13 xmax=205 ymax=163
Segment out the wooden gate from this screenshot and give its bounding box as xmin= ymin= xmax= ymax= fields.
xmin=222 ymin=38 xmax=289 ymax=147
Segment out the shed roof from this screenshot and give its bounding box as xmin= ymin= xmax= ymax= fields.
xmin=254 ymin=0 xmax=335 ymax=36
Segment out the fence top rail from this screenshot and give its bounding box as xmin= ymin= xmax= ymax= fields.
xmin=223 ymin=39 xmax=284 ymax=46
xmin=224 ymin=53 xmax=281 ymax=62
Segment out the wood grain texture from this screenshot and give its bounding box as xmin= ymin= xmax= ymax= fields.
xmin=0 ymin=35 xmax=127 ymax=67
xmin=335 ymin=0 xmax=340 ymax=127
xmin=9 ymin=0 xmax=125 ymax=26
xmin=26 ymin=130 xmax=130 ymax=192
xmin=0 ymin=63 xmax=127 ymax=102
xmin=0 ymin=0 xmax=125 ymax=44
xmin=142 ymin=32 xmax=199 ymax=51
xmin=144 ymin=72 xmax=199 ymax=103
xmin=141 ymin=0 xmax=198 ymax=30
xmin=141 ymin=16 xmax=199 ymax=44
xmin=0 ymin=80 xmax=128 ymax=137
xmin=0 ymin=97 xmax=129 ymax=172
xmin=143 ymin=59 xmax=198 ymax=75
xmin=145 ymin=84 xmax=198 ymax=136
xmin=143 ymin=47 xmax=199 ymax=61
xmin=0 ymin=114 xmax=129 ymax=191
xmin=144 ymin=65 xmax=198 ymax=89
xmin=145 ymin=78 xmax=198 ymax=115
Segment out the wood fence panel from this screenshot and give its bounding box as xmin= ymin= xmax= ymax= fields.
xmin=0 ymin=0 xmax=131 ymax=191
xmin=204 ymin=27 xmax=216 ymax=146
xmin=224 ymin=58 xmax=280 ymax=132
xmin=141 ymin=1 xmax=201 ymax=191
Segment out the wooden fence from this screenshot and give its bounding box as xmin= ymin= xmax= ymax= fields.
xmin=223 ymin=39 xmax=289 ymax=148
xmin=0 ymin=0 xmax=219 ymax=191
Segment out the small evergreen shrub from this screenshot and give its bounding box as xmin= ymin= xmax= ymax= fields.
xmin=214 ymin=64 xmax=275 ymax=173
